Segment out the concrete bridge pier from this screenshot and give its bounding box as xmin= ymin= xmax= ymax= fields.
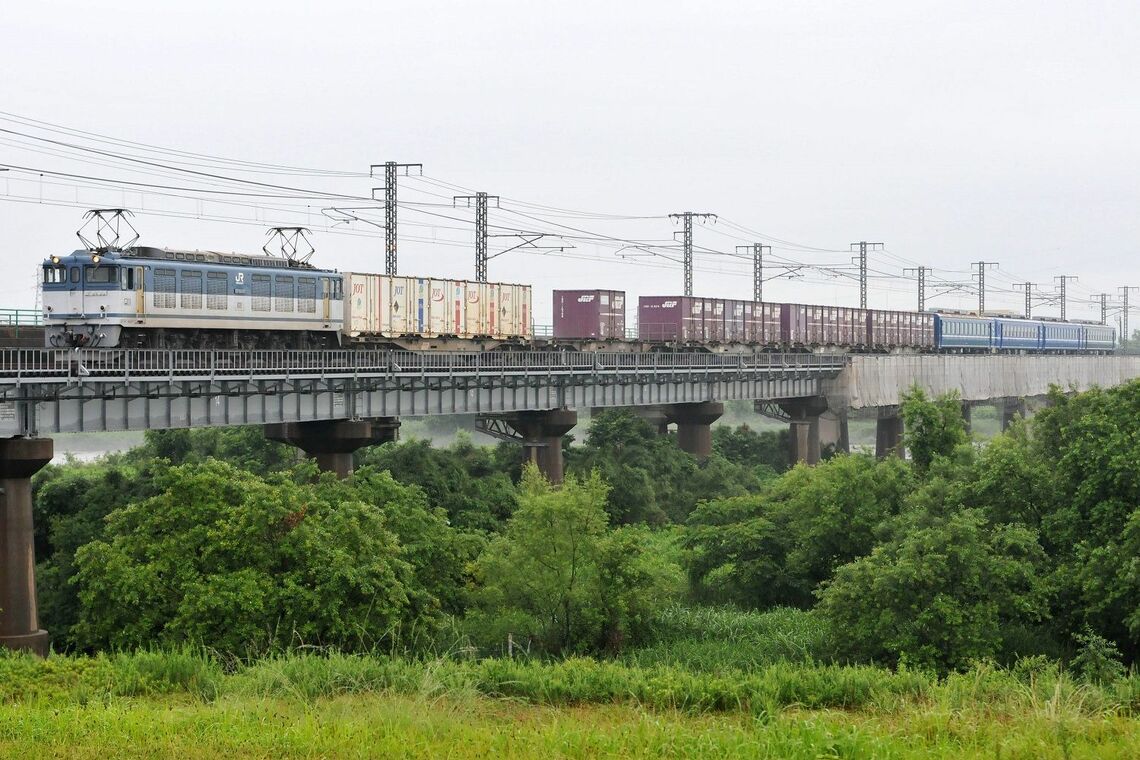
xmin=667 ymin=402 xmax=724 ymax=459
xmin=0 ymin=437 xmax=54 ymax=657
xmin=265 ymin=418 xmax=400 ymax=478
xmin=875 ymin=408 xmax=905 ymax=460
xmin=819 ymin=409 xmax=850 ymax=455
xmin=961 ymin=402 xmax=973 ymax=435
xmin=779 ymin=397 xmax=829 ymax=465
xmin=506 ymin=409 xmax=578 ymax=483
xmin=1001 ymin=398 xmax=1028 ymax=431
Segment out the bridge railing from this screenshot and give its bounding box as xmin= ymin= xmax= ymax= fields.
xmin=0 ymin=348 xmax=848 ymax=381
xmin=0 ymin=309 xmax=43 ymax=326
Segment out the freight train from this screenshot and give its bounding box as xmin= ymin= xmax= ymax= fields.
xmin=42 ymin=246 xmax=1115 ymax=353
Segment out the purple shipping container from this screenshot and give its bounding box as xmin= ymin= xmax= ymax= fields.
xmin=553 ymin=290 xmax=626 ymax=340
xmin=640 ymin=296 xmax=781 ymax=343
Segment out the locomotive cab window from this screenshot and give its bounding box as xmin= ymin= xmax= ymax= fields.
xmin=69 ymin=267 xmax=80 ymax=283
xmin=43 ymin=266 xmax=65 ymax=284
xmin=85 ymin=266 xmax=116 ymax=284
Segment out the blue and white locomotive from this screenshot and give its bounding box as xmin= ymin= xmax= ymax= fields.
xmin=42 ymin=247 xmax=344 ymax=349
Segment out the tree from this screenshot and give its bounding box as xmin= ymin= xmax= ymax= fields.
xmin=685 ymin=454 xmax=913 ymax=607
xmin=816 ymin=510 xmax=1046 ymax=672
xmin=900 ymin=387 xmax=969 ymax=470
xmin=712 ymin=423 xmax=789 ymax=474
xmin=468 ymin=466 xmax=678 ymax=654
xmin=72 ymin=460 xmax=424 ymax=654
xmin=357 ymin=434 xmax=518 ymax=532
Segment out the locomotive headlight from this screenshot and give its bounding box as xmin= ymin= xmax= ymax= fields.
xmin=50 ymin=255 xmax=60 ymax=264
xmin=91 ymin=255 xmax=101 ymax=264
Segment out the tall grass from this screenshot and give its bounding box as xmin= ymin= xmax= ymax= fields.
xmin=2 ymin=647 xmax=1136 ymax=721
xmin=624 ymin=604 xmax=836 ymax=671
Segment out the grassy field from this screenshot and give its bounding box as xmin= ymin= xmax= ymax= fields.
xmin=0 ymin=648 xmax=1137 ymax=758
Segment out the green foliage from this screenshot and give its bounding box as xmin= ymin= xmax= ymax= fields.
xmin=32 ymin=459 xmax=162 ymax=650
xmin=685 ymin=454 xmax=913 ymax=608
xmin=900 ymin=386 xmax=969 ymax=470
xmin=357 ymin=433 xmax=517 ymax=532
xmin=816 ymin=510 xmax=1046 ymax=672
xmin=468 ymin=466 xmax=680 ymax=654
xmin=133 ymin=426 xmax=296 ymax=472
xmin=712 ymin=423 xmax=789 ymax=475
xmin=570 ymin=409 xmax=762 ymax=524
xmin=1071 ymin=628 xmax=1126 ymax=685
xmin=71 ymin=460 xmax=438 ymax=654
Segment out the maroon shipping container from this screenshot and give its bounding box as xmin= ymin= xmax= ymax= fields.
xmin=867 ymin=309 xmax=936 ymax=349
xmin=553 ymin=290 xmax=626 ymax=340
xmin=639 ymin=296 xmax=783 ymax=344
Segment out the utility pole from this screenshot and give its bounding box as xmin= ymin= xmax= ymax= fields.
xmin=1014 ymin=282 xmax=1035 ymax=318
xmin=1120 ymin=286 xmax=1140 ymax=345
xmin=849 ymin=242 xmax=884 ymax=308
xmin=370 ymin=161 xmax=422 ymax=276
xmin=1092 ymin=293 xmax=1110 ymax=325
xmin=670 ymin=212 xmax=716 ymax=296
xmin=737 ymin=243 xmax=771 ymax=302
xmin=1054 ymin=275 xmax=1078 ymax=321
xmin=453 ymin=192 xmax=500 ymax=281
xmin=971 ymin=261 xmax=998 ymax=314
xmin=903 ymin=266 xmax=926 ymax=312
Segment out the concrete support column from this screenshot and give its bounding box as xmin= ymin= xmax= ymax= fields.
xmin=1000 ymin=398 xmax=1028 ymax=431
xmin=506 ymin=409 xmax=578 ymax=483
xmin=667 ymin=402 xmax=724 ymax=459
xmin=779 ymin=397 xmax=829 ymax=465
xmin=0 ymin=438 xmax=54 ymax=657
xmin=265 ymin=418 xmax=400 ymax=479
xmin=875 ymin=408 xmax=905 ymax=460
xmin=818 ymin=410 xmax=850 ymax=456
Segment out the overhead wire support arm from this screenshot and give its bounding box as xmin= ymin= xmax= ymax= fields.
xmin=670 ymin=212 xmax=717 ymax=296
xmin=1012 ymin=282 xmax=1036 ymax=318
xmin=486 ymin=233 xmax=573 ymax=260
xmin=370 ymin=161 xmax=423 ymax=276
xmin=454 ymin=192 xmax=500 ymax=281
xmin=849 ymin=242 xmax=884 ymax=308
xmin=1091 ymin=293 xmax=1111 ymax=325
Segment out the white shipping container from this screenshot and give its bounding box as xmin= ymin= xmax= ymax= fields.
xmin=345 ymin=273 xmax=532 ymax=340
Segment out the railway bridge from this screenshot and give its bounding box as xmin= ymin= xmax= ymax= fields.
xmin=1 ymin=347 xmax=1139 ymax=656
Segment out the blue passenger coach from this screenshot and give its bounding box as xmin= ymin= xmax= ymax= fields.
xmin=932 ymin=312 xmax=1115 ymax=353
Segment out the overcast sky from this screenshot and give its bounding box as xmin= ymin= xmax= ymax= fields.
xmin=2 ymin=0 xmax=1138 ymax=326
